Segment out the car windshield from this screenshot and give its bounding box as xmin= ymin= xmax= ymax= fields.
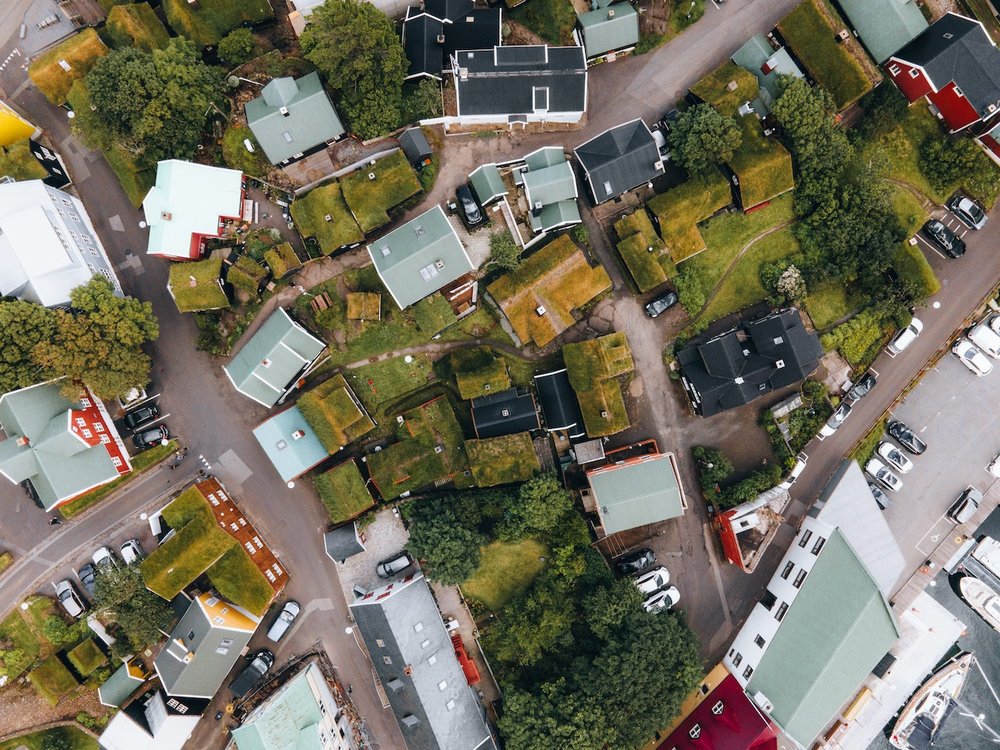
xmin=964 ymin=200 xmax=984 ymax=220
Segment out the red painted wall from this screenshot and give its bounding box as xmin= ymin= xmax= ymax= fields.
xmin=886 ymin=59 xmax=933 ymax=101
xmin=930 ymin=82 xmax=983 ymax=131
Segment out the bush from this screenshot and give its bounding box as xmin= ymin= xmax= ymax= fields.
xmin=570 ymin=224 xmax=589 ymax=247
xmin=717 ymin=464 xmax=783 ymax=508
xmin=400 ymin=78 xmax=442 ymax=123
xmin=218 ymin=28 xmax=256 ymax=66
xmin=674 ymin=269 xmax=706 ymax=315
xmin=918 ymin=135 xmax=989 ymax=195
xmin=856 ymin=84 xmax=908 ymax=140
xmin=691 ymin=446 xmax=734 ymax=492
xmin=672 ymin=0 xmax=705 ymax=29
xmin=820 ymin=307 xmax=892 ymax=368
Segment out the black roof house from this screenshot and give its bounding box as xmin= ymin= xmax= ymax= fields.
xmin=677 ymin=309 xmax=824 ymax=417
xmin=323 ymin=522 xmax=365 ymax=563
xmin=574 ymin=118 xmax=663 ymax=204
xmin=470 ymin=387 xmax=540 ymax=438
xmin=534 ymin=369 xmax=586 ymax=439
xmin=399 ymin=128 xmax=434 ymax=167
xmin=402 ymin=0 xmax=501 ymax=81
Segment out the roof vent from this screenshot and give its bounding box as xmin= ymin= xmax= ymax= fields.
xmin=435 ymin=259 xmax=445 ymax=269
xmin=753 ymin=691 xmax=774 ymax=713
xmin=459 ymin=67 xmax=469 ymax=80
xmin=773 ymin=336 xmax=784 ymax=345
xmin=536 ymin=305 xmax=547 ymax=315
xmin=324 ymin=214 xmax=333 ymax=222
xmin=726 ymin=80 xmax=738 ymax=92
xmin=501 ymin=409 xmax=510 ymax=417
xmin=600 ymin=410 xmax=609 ymax=418
xmin=534 ymin=201 xmax=543 ymax=210
xmin=607 ymin=8 xmax=614 ymax=17
xmin=261 ymin=358 xmax=271 ymax=368
xmin=403 ymin=665 xmax=414 ymax=676
xmin=292 ymin=429 xmax=306 ymax=440
xmin=990 ymin=103 xmax=998 ymax=113
xmin=388 ymin=679 xmax=405 ymax=692
xmin=742 ymin=349 xmax=750 ymax=356
xmin=647 ymin=245 xmax=654 ymax=253
xmin=275 ymin=439 xmax=288 ymax=450
xmin=161 ymin=211 xmax=172 ymax=221
xmin=368 ymin=172 xmax=377 ymax=180
xmin=437 ymin=34 xmax=446 ymax=44
xmin=381 ymin=245 xmax=391 ymax=256
xmin=775 ymin=359 xmax=785 ymax=369
xmin=401 ymin=715 xmax=420 ymax=728
xmin=836 ymin=29 xmax=850 ymax=42
xmin=279 ymin=106 xmax=290 ymax=117
xmin=734 ymin=377 xmax=744 ymax=384
xmin=434 ymin=444 xmax=445 ymax=454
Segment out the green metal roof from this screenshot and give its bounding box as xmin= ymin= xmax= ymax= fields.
xmin=367 ymin=205 xmax=474 ymax=309
xmin=836 ymin=0 xmax=927 ymax=64
xmin=246 ymin=72 xmax=345 ymax=164
xmin=523 ymin=146 xmax=566 ymax=171
xmin=747 ymin=530 xmax=899 ymax=747
xmin=577 ymin=4 xmax=639 ymax=59
xmin=587 ymin=453 xmax=684 ymax=534
xmin=231 ymin=663 xmax=331 ymax=750
xmin=224 ymin=308 xmax=325 ymax=408
xmin=469 ymin=164 xmax=506 ymax=205
xmin=731 ymin=35 xmax=804 ymax=109
xmin=530 ymin=199 xmax=581 ymax=232
xmin=253 ymin=405 xmax=330 ymax=482
xmin=523 ymin=161 xmax=577 ymax=208
xmin=98 ymin=662 xmax=145 ymax=708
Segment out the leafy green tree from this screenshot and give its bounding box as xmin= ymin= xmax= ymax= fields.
xmin=692 ymin=445 xmax=733 ymax=492
xmin=485 ymin=231 xmax=522 ymax=272
xmin=218 ymin=28 xmax=257 ymax=66
xmin=856 ymin=83 xmax=909 ymax=140
xmin=86 ymin=39 xmax=221 ymax=163
xmin=482 ymin=574 xmax=575 ymax=666
xmin=0 ymin=647 xmax=25 ymax=677
xmin=498 ymin=679 xmax=616 ymax=750
xmin=300 ymin=0 xmax=407 ymax=139
xmin=401 ymin=78 xmax=442 ymax=123
xmin=0 ymin=300 xmax=56 ymax=392
xmin=501 ymin=474 xmax=575 ymax=539
xmin=667 ymin=104 xmax=742 ymax=173
xmin=582 ymin=580 xmax=642 ymax=640
xmin=407 ymin=512 xmax=484 ymax=585
xmin=919 ymin=135 xmax=985 ymax=193
xmin=42 ymin=615 xmax=82 ymax=647
xmin=92 ymin=564 xmax=174 ymax=651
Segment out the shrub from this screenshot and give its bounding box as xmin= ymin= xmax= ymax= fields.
xmin=856 ymin=83 xmax=908 ymax=140
xmin=717 ymin=464 xmax=783 ymax=509
xmin=918 ymin=135 xmax=989 ymax=195
xmin=692 ymin=446 xmax=734 ymax=492
xmin=674 ymin=269 xmax=706 ymax=315
xmin=820 ymin=308 xmax=892 ymax=368
xmin=218 ymin=28 xmax=256 ymax=66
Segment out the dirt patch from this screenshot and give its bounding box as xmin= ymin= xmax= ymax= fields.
xmin=923 ymin=0 xmax=962 ymax=17
xmin=638 ymin=0 xmax=671 ymax=40
xmin=0 ymin=681 xmax=108 ymax=739
xmin=505 ymin=19 xmax=547 ymax=46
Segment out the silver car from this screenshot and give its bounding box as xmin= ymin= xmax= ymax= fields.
xmin=266 ymin=601 xmax=300 ymax=642
xmin=866 ymin=458 xmax=902 ymax=492
xmin=54 ymin=580 xmax=84 ymax=619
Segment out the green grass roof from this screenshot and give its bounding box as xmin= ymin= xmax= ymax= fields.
xmin=29 ymin=28 xmax=108 ymax=104
xmin=291 ymin=182 xmax=364 ymax=254
xmin=227 ymin=255 xmax=268 ymax=294
xmin=452 ymin=347 xmax=511 ymax=400
xmin=614 ymin=209 xmax=676 ymax=292
xmin=104 ymin=2 xmax=170 ymax=51
xmin=465 ymin=432 xmax=540 ymax=486
xmin=647 ymin=171 xmax=732 ymax=262
xmin=563 ymin=332 xmax=634 ymax=437
xmin=29 ymin=656 xmax=78 ymax=705
xmin=163 ymin=0 xmax=273 ymax=47
xmin=264 ymin=242 xmax=302 ymax=278
xmin=207 ymin=546 xmax=276 ymax=616
xmin=729 ymin=116 xmax=795 ymax=209
xmin=341 ymin=150 xmax=422 ymax=233
xmin=296 ymin=374 xmax=375 ymax=452
xmin=67 ymin=639 xmax=106 ymax=677
xmin=168 ymin=256 xmax=229 ymax=312
xmin=410 ymin=293 xmax=457 ymax=335
xmin=0 ymin=139 xmax=48 ymax=181
xmin=689 ymin=60 xmax=759 ymax=115
xmin=314 ymin=460 xmax=375 ymax=523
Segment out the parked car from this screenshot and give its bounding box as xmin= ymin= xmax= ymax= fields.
xmin=877 ymin=442 xmax=914 ymax=474
xmin=921 ymin=219 xmax=966 ymax=258
xmin=948 ymin=195 xmax=988 ymax=230
xmin=632 ymin=566 xmax=670 ymax=595
xmin=116 ymin=387 xmax=147 ymax=410
xmin=867 ymin=481 xmax=892 ymax=510
xmin=887 ymin=317 xmax=923 ymax=355
xmin=952 ymin=338 xmax=993 ymax=376
xmin=846 ymin=371 xmax=877 ymax=402
xmin=819 ymin=401 xmax=852 ymax=437
xmin=658 ymin=108 xmax=680 ymax=133
xmin=652 ymin=128 xmax=670 ymax=158
xmin=376 ymin=551 xmax=414 ymax=578
xmin=133 ymin=424 xmax=169 ymax=451
xmin=777 ymin=453 xmax=808 ymax=490
xmin=122 ymin=403 xmax=159 ymax=431
xmin=989 ymin=315 xmax=1000 ymax=337
xmin=968 ymin=322 xmax=1000 ymax=359
xmin=266 ymin=601 xmax=300 ymax=642
xmin=92 ymin=546 xmax=117 ymax=571
xmin=642 ymin=586 xmax=680 ymax=614
xmin=644 ymin=291 xmax=679 ymax=318
xmin=616 ymin=548 xmax=655 ymax=576
xmin=77 ymin=564 xmax=96 ymax=598
xmin=948 ymin=487 xmax=982 ymax=524
xmin=55 ymin=580 xmax=84 ymax=619
xmin=887 ymin=420 xmax=927 ymax=455
xmin=866 ymin=458 xmax=902 ymax=492
xmin=230 ymin=650 xmax=274 ymax=698
xmin=988 ymin=453 xmax=1000 ymax=479
xmin=120 ymin=539 xmax=143 ymax=565
xmin=456 ymin=184 xmax=483 ymax=228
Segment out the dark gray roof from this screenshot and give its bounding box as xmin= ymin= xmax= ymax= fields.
xmin=892 ymin=12 xmax=1000 ymax=118
xmin=534 ymin=369 xmax=585 ymax=439
xmin=424 ymin=0 xmax=473 ymax=22
xmin=324 ymin=523 xmax=365 ymax=563
xmin=454 ymin=46 xmax=587 ymax=117
xmin=350 ymin=573 xmax=498 ymax=750
xmin=677 ymin=309 xmax=823 ymax=417
xmin=470 ymin=387 xmax=539 ymax=438
xmin=400 ymin=128 xmax=433 ymax=164
xmin=574 ymin=119 xmax=662 ymax=203
xmin=403 ymin=11 xmax=445 ymax=78
xmin=442 ymin=9 xmax=502 ymax=61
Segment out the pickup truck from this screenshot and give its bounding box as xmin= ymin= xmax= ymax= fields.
xmin=230 ymin=650 xmax=274 ymax=698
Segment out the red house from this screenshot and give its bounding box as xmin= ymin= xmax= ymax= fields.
xmin=886 ymin=13 xmax=1000 ymax=140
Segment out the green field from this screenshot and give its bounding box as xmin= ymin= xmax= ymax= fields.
xmin=0 ymin=726 xmax=97 ymax=750
xmin=463 ymin=540 xmax=548 ymax=610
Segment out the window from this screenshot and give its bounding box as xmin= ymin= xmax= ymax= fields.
xmin=798 ymin=529 xmax=813 ymax=548
xmin=187 ymin=630 xmax=195 ymax=640
xmin=775 ymin=602 xmax=788 ymax=622
xmin=759 ymin=589 xmax=777 ymax=610
xmin=383 ymin=656 xmax=392 ymax=665
xmin=413 ymin=622 xmax=424 ymax=633
xmin=418 ymin=263 xmax=440 ymax=281
xmin=420 ymin=639 xmax=430 ymax=649
xmin=811 ymin=536 xmax=826 ymax=555
xmin=954 ymin=85 xmax=964 ymax=97
xmin=909 ymin=68 xmax=920 ymax=79
xmin=732 ymin=652 xmax=743 ymax=668
xmin=215 ymin=644 xmax=230 ymax=655
xmin=889 ymin=64 xmax=901 ymax=76
xmin=438 ymin=680 xmax=448 ymax=691
xmin=376 ymin=639 xmax=385 ymax=648
xmin=794 ymin=569 xmax=808 ymax=588
xmin=743 ymin=665 xmax=754 ymax=680
xmin=781 ymin=561 xmax=794 ymax=579
xmin=754 ymin=635 xmax=765 ymax=648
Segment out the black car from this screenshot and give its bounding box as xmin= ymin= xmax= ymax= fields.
xmin=133 ymin=424 xmax=169 ymax=451
xmin=644 ymin=291 xmax=679 ymax=318
xmin=456 ymin=184 xmax=483 ymax=228
xmin=846 ymin=371 xmax=877 ymax=402
xmin=616 ymin=548 xmax=655 ymax=576
xmin=887 ymin=419 xmax=927 ymax=455
xmin=123 ymin=403 xmax=159 ymax=431
xmin=230 ymin=650 xmax=274 ymax=698
xmin=867 ymin=482 xmax=891 ymax=511
xmin=921 ymin=220 xmax=966 ymax=258
xmin=77 ymin=563 xmax=96 ymax=598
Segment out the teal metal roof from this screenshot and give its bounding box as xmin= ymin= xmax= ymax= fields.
xmin=469 ymin=164 xmax=506 ymax=205
xmin=253 ymin=405 xmax=330 ymax=482
xmin=246 ymin=72 xmax=345 ymax=164
xmin=747 ymin=530 xmax=899 ymax=748
xmin=98 ymin=662 xmax=145 ymax=708
xmin=224 ymin=308 xmax=325 ymax=408
xmin=523 ymin=146 xmax=566 ymax=171
xmin=836 ymin=0 xmax=927 ymax=64
xmin=731 ymin=35 xmax=804 ymax=109
xmin=367 ymin=205 xmax=474 ymax=309
xmin=523 ymin=161 xmax=577 ymax=207
xmin=530 ymin=199 xmax=581 ymax=233
xmin=231 ymin=663 xmax=331 ymax=750
xmin=587 ymin=453 xmax=684 ymax=534
xmin=577 ymin=4 xmax=639 ymax=59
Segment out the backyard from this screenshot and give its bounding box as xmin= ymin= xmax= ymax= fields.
xmin=163 ymin=0 xmax=274 ymax=47
xmin=465 ymin=433 xmax=541 ymax=487
xmin=462 ymin=539 xmax=547 ymax=612
xmin=0 ymin=596 xmax=57 ymax=681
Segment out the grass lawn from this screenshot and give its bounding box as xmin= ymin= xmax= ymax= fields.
xmin=806 ymin=281 xmax=863 ymax=330
xmin=894 ymin=242 xmax=941 ymax=299
xmin=729 ymin=117 xmax=794 ymax=209
xmin=221 ymin=124 xmax=271 ymax=179
xmin=0 ymin=726 xmax=97 ymax=750
xmin=29 ymin=656 xmax=79 ymax=705
xmin=410 ymin=293 xmax=456 ymax=335
xmin=29 ymin=29 xmax=108 ymax=104
xmin=227 ymin=255 xmax=268 ymax=295
xmin=340 ymin=151 xmax=422 ymax=233
xmin=163 ymin=0 xmax=273 ymax=46
xmin=347 ymin=292 xmax=381 ymax=322
xmin=888 ymin=184 xmax=929 ymax=237
xmin=563 ymin=332 xmax=634 ymax=437
xmin=452 ymin=347 xmax=511 ymax=400
xmin=690 ymin=61 xmax=758 ymax=113
xmin=298 ymin=373 xmax=376 ymax=452
xmin=103 ymin=2 xmax=170 ymax=51
xmin=777 ymin=0 xmax=873 ymax=109
xmin=462 ymin=539 xmax=547 ymax=611
xmin=264 ymin=242 xmax=301 ymax=278
xmin=66 ymin=639 xmax=106 ymax=677
xmin=168 ymin=256 xmax=229 ymax=312
xmin=648 ymin=169 xmax=733 ymax=262
xmin=291 ymin=182 xmax=364 ymax=254
xmin=614 ymin=209 xmax=676 ymax=292
xmin=509 ymin=0 xmax=576 ymax=45
xmin=207 ymin=547 xmax=275 ymax=616
xmin=0 ymin=596 xmax=56 ymax=679
xmin=314 ymin=460 xmax=375 ymax=523
xmin=61 ymin=441 xmax=179 ymax=518
xmin=104 ymin=143 xmax=155 ymax=208
xmin=465 ymin=433 xmax=540 ymax=486
xmin=345 ymin=354 xmax=435 ymax=419
xmin=0 ymin=139 xmax=48 ymax=181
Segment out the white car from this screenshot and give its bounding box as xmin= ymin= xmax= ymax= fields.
xmin=120 ymin=539 xmax=143 ymax=565
xmin=866 ymin=458 xmax=902 ymax=492
xmin=968 ymin=323 xmax=1000 ymax=359
xmin=54 ymin=580 xmax=84 ymax=619
xmin=633 ymin=566 xmax=670 ymax=595
xmin=266 ymin=601 xmax=300 ymax=642
xmin=952 ymin=338 xmax=993 ymax=376
xmin=877 ymin=442 xmax=913 ymax=474
xmin=818 ymin=402 xmax=852 ymax=437
xmin=988 ymin=453 xmax=1000 ymax=479
xmin=887 ymin=317 xmax=923 ymax=355
xmin=642 ymin=586 xmax=680 ymax=614
xmin=92 ymin=546 xmax=117 ymax=571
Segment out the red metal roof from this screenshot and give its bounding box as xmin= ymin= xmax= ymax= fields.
xmin=656 ymin=674 xmax=777 ymax=750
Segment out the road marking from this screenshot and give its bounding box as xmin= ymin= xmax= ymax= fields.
xmin=0 ymin=48 xmax=20 ymax=73
xmin=218 ymin=449 xmax=253 ymax=484
xmin=916 ymin=515 xmax=953 ymax=556
xmin=915 ymin=234 xmax=951 ymax=260
xmin=108 ymin=215 xmax=125 ymax=232
xmin=198 ymin=454 xmax=213 ymax=471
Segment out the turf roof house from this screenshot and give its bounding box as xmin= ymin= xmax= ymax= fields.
xmin=447 ymin=45 xmax=588 ymax=128
xmin=224 ymin=307 xmax=327 ymax=408
xmin=574 ymin=118 xmax=663 ymax=204
xmin=0 ymin=179 xmax=122 ymax=307
xmin=0 ymin=379 xmax=131 ymax=511
xmin=723 ymin=460 xmax=905 ymax=749
xmin=574 ymin=0 xmax=639 ymax=63
xmin=834 ymin=0 xmax=927 ymax=64
xmin=678 ymin=309 xmax=823 ymax=417
xmin=730 ymin=35 xmax=805 ymax=112
xmin=402 ymin=0 xmax=501 ymax=81
xmin=350 ymin=572 xmax=499 ymax=750
xmin=368 ymin=204 xmax=475 ymax=309
xmin=245 ymin=72 xmax=346 ymax=166
xmin=142 ymin=160 xmax=247 ymax=260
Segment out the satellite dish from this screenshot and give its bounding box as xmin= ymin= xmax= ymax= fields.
xmin=227 ymin=75 xmax=240 ymax=89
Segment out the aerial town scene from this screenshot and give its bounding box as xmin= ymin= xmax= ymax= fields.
xmin=0 ymin=0 xmax=999 ymax=748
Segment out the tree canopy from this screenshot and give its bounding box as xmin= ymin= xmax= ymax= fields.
xmin=218 ymin=28 xmax=257 ymax=67
xmin=500 ymin=473 xmax=575 ymax=539
xmin=407 ymin=511 xmax=485 ymax=585
xmin=92 ymin=563 xmax=175 ymax=654
xmin=667 ymin=104 xmax=742 ymax=173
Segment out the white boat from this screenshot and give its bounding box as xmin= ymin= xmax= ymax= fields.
xmin=959 ymin=576 xmax=1000 ymax=633
xmin=971 ymin=536 xmax=1000 ymax=579
xmin=889 ymin=652 xmax=973 ymax=750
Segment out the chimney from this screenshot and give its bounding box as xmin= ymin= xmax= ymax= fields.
xmin=436 ymin=34 xmax=446 ymax=44
xmin=161 ymin=211 xmax=172 ymax=221
xmin=292 ymin=430 xmax=305 ymax=440
xmin=279 ymin=106 xmax=290 ymax=117
xmin=608 ymin=8 xmax=614 ymax=17
xmin=15 ymin=436 xmax=29 ymax=447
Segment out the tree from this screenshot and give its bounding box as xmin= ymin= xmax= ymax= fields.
xmin=482 ymin=574 xmax=575 ymax=666
xmin=582 ymin=580 xmax=642 ymax=640
xmin=498 ymin=679 xmax=616 ymax=750
xmin=919 ymin=135 xmax=984 ymax=192
xmin=485 ymin=231 xmax=522 ymax=272
xmin=92 ymin=564 xmax=174 ymax=651
xmin=856 ymin=83 xmax=908 ymax=140
xmin=501 ymin=474 xmax=575 ymax=539
xmin=401 ymin=78 xmax=442 ymax=123
xmin=0 ymin=300 xmax=56 ymax=392
xmin=667 ymin=104 xmax=742 ymax=173
xmin=406 ymin=512 xmax=484 ymax=585
xmin=86 ymin=39 xmax=221 ymax=163
xmin=692 ymin=445 xmax=733 ymax=492
xmin=777 ymin=264 xmax=807 ymax=301
xmin=42 ymin=615 xmax=82 ymax=647
xmin=218 ymin=28 xmax=257 ymax=66
xmin=300 ymin=0 xmax=407 ymax=139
